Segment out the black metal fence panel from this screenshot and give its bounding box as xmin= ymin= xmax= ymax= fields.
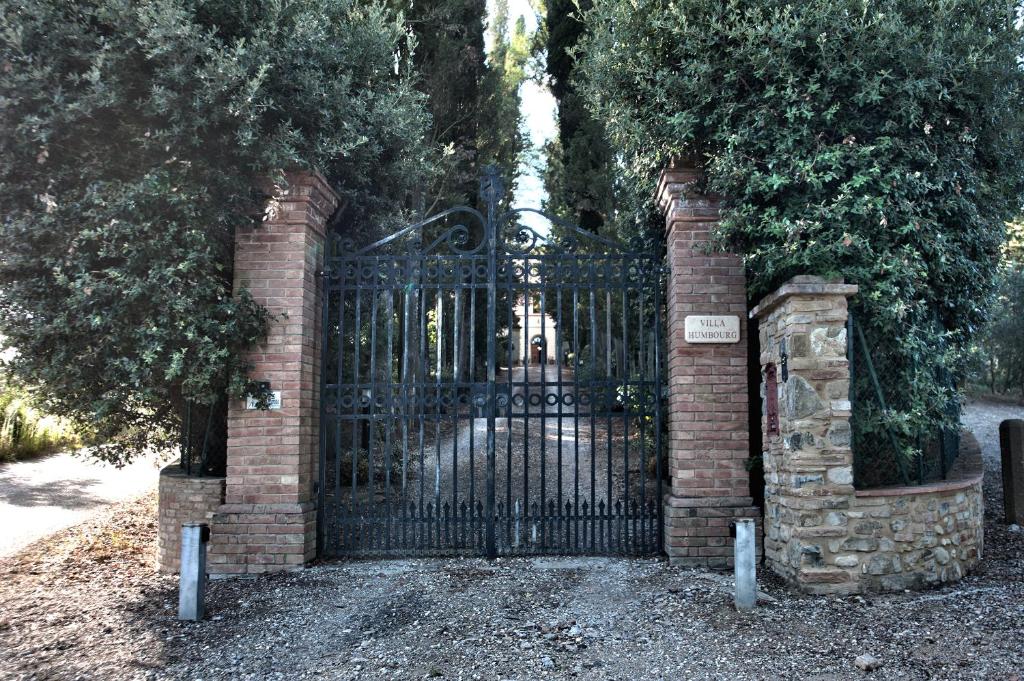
xmin=849 ymin=313 xmax=961 ymax=488
xmin=179 ymin=397 xmax=226 ymax=477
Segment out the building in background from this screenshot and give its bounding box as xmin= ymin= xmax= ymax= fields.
xmin=510 ymin=293 xmax=560 ymax=366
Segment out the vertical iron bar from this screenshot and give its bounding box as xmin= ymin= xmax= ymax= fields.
xmin=521 ymin=271 xmax=530 ymax=552
xmin=199 ymin=397 xmax=214 ymax=477
xmin=555 ymin=286 xmax=564 ymax=550
xmin=400 ymin=258 xmax=412 ymax=550
xmin=588 ymin=279 xmax=598 ymax=551
xmin=468 ymin=266 xmax=477 ymax=551
xmin=418 ymin=286 xmax=427 ymax=521
xmin=484 ymin=182 xmax=499 ymax=560
xmin=621 ymin=276 xmax=630 ymax=551
xmin=637 ymin=286 xmax=646 ymax=532
xmin=505 ymin=256 xmax=515 ymax=552
xmin=368 ymin=270 xmax=380 ymax=550
xmin=653 ymin=264 xmax=664 ymax=553
xmin=434 ymin=287 xmax=443 ymax=551
xmin=351 ymin=285 xmax=362 ymax=549
xmin=452 ymin=287 xmax=462 ymax=551
xmin=334 ymin=281 xmax=346 ymax=554
xmin=317 ymin=270 xmax=331 ymax=555
xmin=605 ymin=285 xmax=614 ymax=552
xmin=540 ymin=284 xmax=547 ymax=549
xmin=384 ymin=286 xmax=395 ymax=551
xmin=183 ymin=402 xmax=192 ymax=476
xmin=572 ymin=287 xmax=580 ymax=551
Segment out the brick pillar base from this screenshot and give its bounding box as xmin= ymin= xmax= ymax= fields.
xmin=656 ymin=166 xmax=760 ymax=568
xmin=208 ymin=171 xmax=339 ymax=576
xmin=157 ymin=465 xmax=225 ymax=573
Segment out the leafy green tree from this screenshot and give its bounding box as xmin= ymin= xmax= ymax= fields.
xmin=0 ymin=0 xmax=430 ymax=463
xmin=543 ymin=0 xmax=618 ymax=234
xmin=387 ymin=0 xmax=531 ymax=212
xmin=976 ymin=221 xmax=1024 ymax=397
xmin=480 ymin=0 xmax=531 ymax=197
xmin=576 ymin=1 xmax=1024 ymax=469
xmin=0 ymin=371 xmax=79 ymax=462
xmin=388 ymin=0 xmax=489 ymax=212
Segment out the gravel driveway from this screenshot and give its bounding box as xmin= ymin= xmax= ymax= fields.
xmin=0 ymin=402 xmax=1021 ymax=680
xmin=0 ymin=450 xmax=160 ymax=557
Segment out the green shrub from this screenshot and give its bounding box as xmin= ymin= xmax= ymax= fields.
xmin=577 ymin=0 xmax=1024 ymax=460
xmin=972 ymin=221 xmax=1024 ymax=398
xmin=0 ymin=382 xmax=78 ymax=462
xmin=0 ymin=0 xmax=430 ymax=463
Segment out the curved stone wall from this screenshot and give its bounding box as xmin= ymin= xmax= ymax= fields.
xmin=849 ymin=437 xmax=983 ymax=592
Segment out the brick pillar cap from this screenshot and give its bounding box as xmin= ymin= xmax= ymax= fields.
xmin=656 ymin=166 xmax=701 ymax=213
xmin=655 ymin=164 xmax=722 ymax=231
xmin=280 ymin=169 xmax=342 ymax=211
xmin=750 ymin=275 xmax=859 ymax=320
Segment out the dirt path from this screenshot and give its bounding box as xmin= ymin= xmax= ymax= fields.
xmin=0 ymin=450 xmax=160 ymax=557
xmin=960 ymin=398 xmax=1024 ymax=579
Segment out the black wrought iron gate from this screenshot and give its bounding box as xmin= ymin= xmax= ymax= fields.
xmin=318 ymin=170 xmax=665 ymax=558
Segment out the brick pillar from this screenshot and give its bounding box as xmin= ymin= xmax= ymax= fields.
xmin=209 ymin=170 xmax=339 ymax=575
xmin=656 ymin=166 xmax=759 ymax=568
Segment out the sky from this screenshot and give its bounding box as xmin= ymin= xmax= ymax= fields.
xmin=486 ymin=0 xmax=558 ymax=233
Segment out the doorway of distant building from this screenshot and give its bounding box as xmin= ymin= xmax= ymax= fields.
xmin=530 ymin=334 xmax=546 ymax=365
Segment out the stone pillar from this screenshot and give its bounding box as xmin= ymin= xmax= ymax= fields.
xmin=656 ymin=166 xmax=759 ymax=568
xmin=208 ymin=170 xmax=340 ymax=575
xmin=753 ymin=276 xmax=985 ymax=593
xmin=751 ymin=276 xmax=859 ymax=593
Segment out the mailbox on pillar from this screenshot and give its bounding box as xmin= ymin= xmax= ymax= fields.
xmin=765 ymin=364 xmax=779 ymax=436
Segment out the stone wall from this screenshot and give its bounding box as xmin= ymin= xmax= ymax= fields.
xmin=656 ymin=166 xmax=760 ymax=567
xmin=157 ymin=464 xmax=225 ymax=573
xmin=752 ymin=276 xmax=984 ymax=594
xmin=851 ymin=446 xmax=984 ymax=591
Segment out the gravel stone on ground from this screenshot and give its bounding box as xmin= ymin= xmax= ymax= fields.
xmin=0 ymin=401 xmax=1022 ymax=680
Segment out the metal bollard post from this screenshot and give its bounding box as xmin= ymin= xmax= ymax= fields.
xmin=178 ymin=523 xmax=210 ymax=621
xmin=1000 ymin=420 xmax=1024 ymax=525
xmin=732 ymin=518 xmax=756 ymax=613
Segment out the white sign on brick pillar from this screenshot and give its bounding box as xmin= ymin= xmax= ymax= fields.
xmin=684 ymin=315 xmax=741 ymax=344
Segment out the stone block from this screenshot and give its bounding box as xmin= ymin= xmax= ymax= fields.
xmin=810 ymin=327 xmax=846 ymax=356
xmin=827 ymin=422 xmax=852 ymax=447
xmin=786 ymin=375 xmax=824 ymax=419
xmin=827 ymin=467 xmax=854 ymax=485
xmin=834 ymin=554 xmax=859 ymax=568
